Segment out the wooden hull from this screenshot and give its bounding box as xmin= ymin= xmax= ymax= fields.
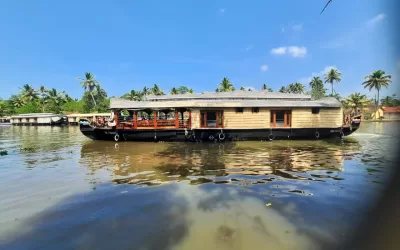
xmin=80 ymin=124 xmax=359 ymax=142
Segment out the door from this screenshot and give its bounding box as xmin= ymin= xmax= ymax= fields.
xmin=271 ymin=110 xmax=291 ymax=127
xmin=200 ymin=110 xmax=224 ymax=128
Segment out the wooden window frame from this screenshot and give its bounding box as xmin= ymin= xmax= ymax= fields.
xmin=251 ymin=107 xmax=259 ymax=113
xmin=235 ymin=107 xmax=244 ymax=113
xmin=200 ymin=110 xmax=224 ymax=128
xmin=311 ymin=107 xmax=320 ymax=114
xmin=270 ymin=110 xmax=291 ymax=128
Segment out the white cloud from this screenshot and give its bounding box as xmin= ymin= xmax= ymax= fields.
xmin=271 ymin=46 xmax=307 ymax=57
xmin=281 ymin=27 xmax=285 ymax=33
xmin=367 ymin=13 xmax=386 ymax=26
xmin=292 ymin=24 xmax=303 ymax=32
xmin=219 ymin=8 xmax=225 ymax=13
xmin=298 ymin=66 xmax=337 ymax=85
xmin=271 ymin=47 xmax=287 ymax=55
xmin=260 ymin=65 xmax=269 ymax=72
xmin=322 ymin=13 xmax=386 ymax=49
xmin=287 ymin=46 xmax=307 ymax=57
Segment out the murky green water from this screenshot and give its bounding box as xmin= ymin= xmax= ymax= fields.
xmin=0 ymin=122 xmax=398 ymax=250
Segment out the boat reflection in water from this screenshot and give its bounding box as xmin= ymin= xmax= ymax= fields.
xmin=80 ymin=138 xmax=360 ymax=189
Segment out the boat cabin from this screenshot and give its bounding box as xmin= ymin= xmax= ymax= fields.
xmin=108 ymin=91 xmax=343 ymax=130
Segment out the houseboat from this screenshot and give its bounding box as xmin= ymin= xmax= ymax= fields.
xmin=10 ymin=113 xmax=68 ymax=126
xmin=79 ymin=91 xmax=361 ymax=142
xmin=0 ymin=116 xmax=11 ymax=126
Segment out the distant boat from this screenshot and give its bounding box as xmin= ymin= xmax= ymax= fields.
xmin=10 ymin=113 xmax=68 ymax=126
xmin=0 ymin=116 xmax=11 ymax=126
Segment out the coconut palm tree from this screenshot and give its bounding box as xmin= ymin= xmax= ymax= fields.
xmin=362 ymin=70 xmax=392 ymax=108
xmin=261 ymin=84 xmax=273 ymax=92
xmin=20 ymin=84 xmax=38 ymax=102
xmin=286 ymin=82 xmax=306 ymax=94
xmin=124 ymin=90 xmax=143 ymax=101
xmin=38 ymin=85 xmax=49 ymax=112
xmin=170 ymin=87 xmax=179 ymax=95
xmin=217 ymin=77 xmax=235 ymax=92
xmin=309 ymin=77 xmax=326 ymax=99
xmin=324 ymin=68 xmax=342 ymax=95
xmin=150 ymin=84 xmax=164 ymax=95
xmin=278 ymin=86 xmax=288 ymax=93
xmin=78 ymin=72 xmax=99 ymax=106
xmin=344 ymin=93 xmax=369 ymax=114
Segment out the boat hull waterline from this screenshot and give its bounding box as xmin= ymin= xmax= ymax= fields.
xmin=80 ymin=124 xmax=359 ymax=142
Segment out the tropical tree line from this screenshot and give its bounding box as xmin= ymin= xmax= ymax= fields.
xmin=0 ymin=69 xmax=395 ymax=117
xmin=0 ymin=72 xmax=109 ymax=116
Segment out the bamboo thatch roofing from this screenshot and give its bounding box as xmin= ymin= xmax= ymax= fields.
xmin=110 ymin=96 xmax=341 ymax=109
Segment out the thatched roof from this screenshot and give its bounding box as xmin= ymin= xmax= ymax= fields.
xmin=111 ymin=97 xmax=341 ymax=109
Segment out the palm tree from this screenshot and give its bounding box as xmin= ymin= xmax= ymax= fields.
xmin=188 ymin=88 xmax=195 ymax=94
xmin=170 ymin=87 xmax=179 ymax=95
xmin=123 ymin=90 xmax=143 ymax=101
xmin=309 ymin=77 xmax=326 ymax=99
xmin=278 ymin=86 xmax=287 ymax=93
xmin=38 ymin=85 xmax=49 ymax=112
xmin=362 ymin=70 xmax=392 ymax=109
xmin=286 ymin=82 xmax=306 ymax=94
xmin=10 ymin=95 xmax=25 ymax=108
xmin=150 ymin=84 xmax=164 ymax=95
xmin=324 ymin=68 xmax=342 ymax=95
xmin=20 ymin=84 xmax=38 ymax=102
xmin=261 ymin=84 xmax=273 ymax=92
xmin=78 ymin=72 xmax=99 ymax=106
xmin=344 ymin=93 xmax=369 ymax=114
xmin=217 ymin=77 xmax=235 ymax=92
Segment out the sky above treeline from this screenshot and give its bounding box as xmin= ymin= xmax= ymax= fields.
xmin=0 ymin=0 xmax=399 ymax=99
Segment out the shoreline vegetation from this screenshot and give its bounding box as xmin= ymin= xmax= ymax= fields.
xmin=0 ymin=69 xmax=397 ymax=120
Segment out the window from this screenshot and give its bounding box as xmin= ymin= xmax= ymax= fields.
xmin=252 ymin=107 xmax=259 ymax=113
xmin=312 ymin=107 xmax=320 ymax=114
xmin=270 ymin=110 xmax=291 ymax=127
xmin=235 ymin=108 xmax=244 ymax=113
xmin=200 ymin=110 xmax=224 ymax=128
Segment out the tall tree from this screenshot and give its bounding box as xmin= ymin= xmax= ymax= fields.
xmin=309 ymin=77 xmax=326 ymax=99
xmin=38 ymin=85 xmax=49 ymax=112
xmin=170 ymin=87 xmax=179 ymax=95
xmin=217 ymin=77 xmax=235 ymax=92
xmin=78 ymin=72 xmax=99 ymax=106
xmin=362 ymin=70 xmax=392 ymax=109
xmin=344 ymin=93 xmax=369 ymax=114
xmin=261 ymin=84 xmax=273 ymax=92
xmin=324 ymin=68 xmax=342 ymax=95
xmin=278 ymin=86 xmax=288 ymax=93
xmin=150 ymin=84 xmax=164 ymax=95
xmin=20 ymin=84 xmax=38 ymax=102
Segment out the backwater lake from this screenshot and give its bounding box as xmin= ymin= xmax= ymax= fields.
xmin=0 ymin=122 xmax=398 ymax=250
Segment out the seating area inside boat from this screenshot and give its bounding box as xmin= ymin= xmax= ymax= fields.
xmin=114 ymin=108 xmax=192 ymax=129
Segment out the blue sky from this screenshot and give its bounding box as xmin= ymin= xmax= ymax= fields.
xmin=0 ymin=0 xmax=399 ymax=100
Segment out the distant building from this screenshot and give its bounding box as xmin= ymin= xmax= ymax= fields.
xmin=382 ymin=106 xmax=400 ymax=119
